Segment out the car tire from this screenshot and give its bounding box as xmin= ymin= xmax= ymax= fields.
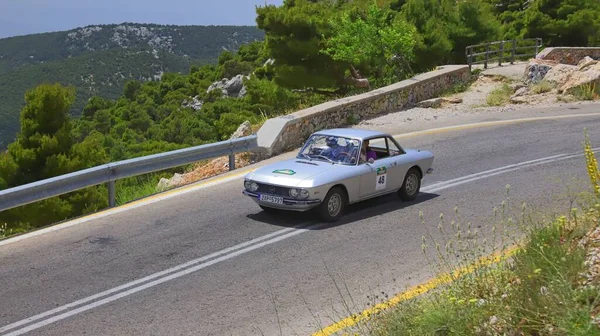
xmin=398 ymin=167 xmax=421 ymax=201
xmin=316 ymin=186 xmax=347 ymax=222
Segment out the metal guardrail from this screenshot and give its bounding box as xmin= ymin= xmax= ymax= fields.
xmin=466 ymin=38 xmax=543 ymax=71
xmin=0 ymin=135 xmax=258 ymax=212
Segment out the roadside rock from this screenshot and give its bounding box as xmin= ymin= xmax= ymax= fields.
xmin=544 ymin=64 xmax=578 ymax=86
xmin=559 ymin=62 xmax=600 ymax=94
xmin=510 ymin=96 xmax=528 ymax=104
xmin=442 ymin=97 xmax=463 ymax=104
xmin=230 ymin=120 xmax=252 ymax=139
xmin=578 ymin=56 xmax=598 ymax=71
xmin=512 ymin=87 xmax=529 ymax=97
xmin=524 ymin=58 xmax=558 ymax=84
xmin=417 ymin=98 xmax=443 ymax=108
xmin=157 ymin=173 xmax=184 ymax=192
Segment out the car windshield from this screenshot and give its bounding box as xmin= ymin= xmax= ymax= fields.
xmin=297 ymin=134 xmax=361 ymax=165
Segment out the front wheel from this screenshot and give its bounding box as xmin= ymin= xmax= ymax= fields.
xmin=316 ymin=186 xmax=347 ymax=222
xmin=398 ymin=168 xmax=421 ymax=201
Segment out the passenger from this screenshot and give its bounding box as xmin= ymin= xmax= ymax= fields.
xmin=360 ymin=139 xmax=377 ymax=163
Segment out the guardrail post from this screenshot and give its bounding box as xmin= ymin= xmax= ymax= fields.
xmin=466 ymin=46 xmax=472 ymax=72
xmin=498 ymin=41 xmax=505 ymax=66
xmin=108 ymin=180 xmax=115 ymax=207
xmin=229 ymin=154 xmax=235 ymax=171
xmin=510 ymin=40 xmax=516 ymax=64
xmin=484 ymin=42 xmax=490 ymax=69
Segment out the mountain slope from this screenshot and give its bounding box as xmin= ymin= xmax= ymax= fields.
xmin=0 ymin=23 xmax=265 ymax=147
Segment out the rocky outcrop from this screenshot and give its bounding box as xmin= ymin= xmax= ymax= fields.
xmin=559 ymin=61 xmax=600 ymax=94
xmin=182 ymin=95 xmax=203 ymax=111
xmin=537 ymin=47 xmax=600 ymax=66
xmin=207 ymin=74 xmax=250 ymax=98
xmin=524 ymin=56 xmax=600 ymax=95
xmin=524 ymin=59 xmax=559 ymax=84
xmin=544 ymin=64 xmax=578 ymax=86
xmin=181 ymin=74 xmax=250 ymax=110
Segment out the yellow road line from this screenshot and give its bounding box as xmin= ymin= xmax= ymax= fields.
xmin=312 ymin=245 xmax=520 ymax=336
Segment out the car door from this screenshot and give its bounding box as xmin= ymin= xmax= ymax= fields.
xmin=358 ymin=137 xmax=396 ymax=199
xmin=382 ymin=136 xmax=409 ymax=190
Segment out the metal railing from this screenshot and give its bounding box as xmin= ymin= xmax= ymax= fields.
xmin=466 ymin=38 xmax=543 ymax=71
xmin=0 ymin=135 xmax=258 ymax=213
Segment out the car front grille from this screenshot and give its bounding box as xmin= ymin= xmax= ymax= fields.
xmin=256 ymin=183 xmax=290 ymax=197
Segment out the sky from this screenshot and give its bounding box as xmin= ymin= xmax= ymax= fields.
xmin=0 ymin=0 xmax=284 ymax=38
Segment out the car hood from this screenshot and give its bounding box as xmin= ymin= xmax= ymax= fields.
xmin=244 ymin=158 xmax=339 ymax=187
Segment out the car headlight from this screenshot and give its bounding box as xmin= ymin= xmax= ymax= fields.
xmin=289 ymin=188 xmax=309 ymax=199
xmin=245 ymin=180 xmax=259 ymax=192
xmin=299 ymin=189 xmax=309 ymax=199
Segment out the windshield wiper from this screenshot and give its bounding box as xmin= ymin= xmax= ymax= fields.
xmin=315 ymin=155 xmax=335 ymax=164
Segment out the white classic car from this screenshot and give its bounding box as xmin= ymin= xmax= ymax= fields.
xmin=242 ymin=128 xmax=434 ymax=221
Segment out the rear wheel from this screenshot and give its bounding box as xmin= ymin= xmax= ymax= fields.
xmin=398 ymin=167 xmax=421 ymax=201
xmin=316 ymin=186 xmax=347 ymax=222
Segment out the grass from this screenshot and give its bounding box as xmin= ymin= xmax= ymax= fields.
xmin=323 ymin=131 xmax=600 ymax=336
xmin=531 ymin=79 xmax=555 ymax=94
xmin=572 ymin=83 xmax=600 ymax=101
xmin=368 ymin=207 xmax=600 ymax=336
xmin=115 ymin=175 xmax=164 ymax=206
xmin=486 ymin=83 xmax=514 ymax=106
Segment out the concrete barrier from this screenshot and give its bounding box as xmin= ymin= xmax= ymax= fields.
xmin=537 ymin=47 xmax=600 ymax=65
xmin=255 ymin=64 xmax=471 ymax=157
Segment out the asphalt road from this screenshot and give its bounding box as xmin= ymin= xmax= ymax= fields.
xmin=1 ymin=110 xmax=600 ymax=336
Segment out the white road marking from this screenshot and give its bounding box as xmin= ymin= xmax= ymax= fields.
xmin=2 ymin=148 xmax=597 ymax=335
xmin=423 ymin=149 xmax=600 ymax=192
xmin=0 ymin=225 xmax=299 ymax=334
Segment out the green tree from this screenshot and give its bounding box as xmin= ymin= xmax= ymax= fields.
xmin=518 ymin=0 xmax=600 ymax=47
xmin=0 ymin=83 xmax=109 ymax=232
xmin=256 ymin=0 xmax=345 ymax=91
xmin=321 ymin=2 xmax=418 ymax=88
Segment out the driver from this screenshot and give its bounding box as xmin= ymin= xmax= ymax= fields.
xmin=321 ymin=136 xmax=346 ymax=160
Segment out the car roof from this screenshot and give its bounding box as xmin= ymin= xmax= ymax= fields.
xmin=312 ymin=128 xmax=390 ymax=141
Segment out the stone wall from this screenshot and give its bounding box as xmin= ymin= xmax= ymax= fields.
xmin=537 ymin=47 xmax=600 ymax=65
xmin=255 ymin=65 xmax=471 ymax=158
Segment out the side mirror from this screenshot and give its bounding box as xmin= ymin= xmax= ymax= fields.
xmin=368 ymin=158 xmax=375 ymax=164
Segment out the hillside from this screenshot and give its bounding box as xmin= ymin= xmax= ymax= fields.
xmin=0 ymin=23 xmax=264 ymax=147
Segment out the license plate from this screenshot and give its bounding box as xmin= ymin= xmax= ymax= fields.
xmin=259 ymin=194 xmax=283 ymax=204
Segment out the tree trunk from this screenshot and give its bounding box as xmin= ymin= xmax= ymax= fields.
xmin=345 ymin=65 xmax=371 ymax=90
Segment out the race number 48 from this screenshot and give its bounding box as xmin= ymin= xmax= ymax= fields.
xmin=375 ymin=166 xmax=387 ymax=190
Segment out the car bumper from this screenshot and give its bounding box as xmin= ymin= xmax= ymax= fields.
xmin=242 ymin=190 xmax=322 ymax=211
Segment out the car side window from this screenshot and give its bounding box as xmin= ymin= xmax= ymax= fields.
xmin=386 ymin=136 xmax=403 ymax=156
xmin=368 ymin=137 xmax=388 ymax=160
